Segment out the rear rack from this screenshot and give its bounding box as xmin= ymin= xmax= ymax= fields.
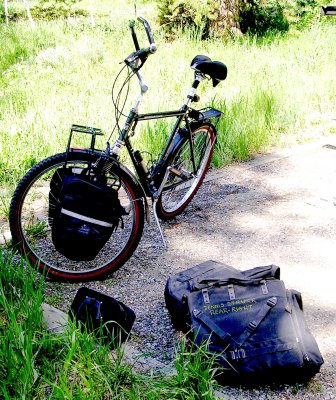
xmin=66 ymin=124 xmax=104 ymax=154
xmin=188 ymin=107 xmax=224 ymax=122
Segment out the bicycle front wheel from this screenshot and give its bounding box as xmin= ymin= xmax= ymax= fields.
xmin=156 ymin=123 xmax=216 ymax=220
xmin=9 ymin=151 xmax=144 ymax=281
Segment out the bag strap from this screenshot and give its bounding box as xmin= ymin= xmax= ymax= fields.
xmin=234 ymin=296 xmax=277 ymax=347
xmin=222 ymin=341 xmax=297 ymax=361
xmin=242 ymin=264 xmax=280 ymax=280
xmin=192 ymin=309 xmax=235 ymax=347
xmin=192 ymin=265 xmax=281 ymax=291
xmin=192 ymin=277 xmax=268 ymax=291
xmin=192 ymin=296 xmax=277 ymax=348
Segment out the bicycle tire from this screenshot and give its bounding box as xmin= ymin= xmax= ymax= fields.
xmin=155 ymin=123 xmax=216 ymax=220
xmin=9 ymin=151 xmax=145 ymax=281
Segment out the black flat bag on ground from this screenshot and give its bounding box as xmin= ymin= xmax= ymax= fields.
xmin=165 ymin=260 xmax=324 ymax=383
xmin=69 ymin=287 xmax=136 ymax=347
xmin=49 ymin=168 xmax=126 ymax=261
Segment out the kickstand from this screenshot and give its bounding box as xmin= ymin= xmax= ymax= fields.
xmin=152 ymin=200 xmax=167 ymax=249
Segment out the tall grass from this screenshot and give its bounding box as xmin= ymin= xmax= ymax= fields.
xmin=0 ymin=253 xmax=221 ymax=399
xmin=0 ymin=16 xmax=335 ymax=184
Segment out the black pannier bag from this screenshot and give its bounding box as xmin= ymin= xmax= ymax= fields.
xmin=49 ymin=167 xmax=126 ymax=261
xmin=69 ymin=287 xmax=136 ymax=347
xmin=165 ymin=260 xmax=324 ymax=383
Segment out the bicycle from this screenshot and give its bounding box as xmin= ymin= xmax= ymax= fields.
xmin=9 ymin=17 xmax=227 ymax=282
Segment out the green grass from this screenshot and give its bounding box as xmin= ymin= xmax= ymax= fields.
xmin=0 ymin=253 xmax=221 ymax=399
xmin=0 ymin=5 xmax=335 ymax=200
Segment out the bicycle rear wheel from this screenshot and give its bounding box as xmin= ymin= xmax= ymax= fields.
xmin=155 ymin=123 xmax=216 ymax=220
xmin=9 ymin=151 xmax=144 ymax=281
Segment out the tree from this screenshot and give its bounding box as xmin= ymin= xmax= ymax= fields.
xmin=22 ymin=0 xmax=35 ymax=27
xmin=210 ymin=0 xmax=242 ymax=34
xmin=210 ymin=0 xmax=241 ymax=33
xmin=158 ymin=0 xmax=242 ymax=38
xmin=4 ymin=0 xmax=9 ymax=25
xmin=89 ymin=0 xmax=94 ymax=27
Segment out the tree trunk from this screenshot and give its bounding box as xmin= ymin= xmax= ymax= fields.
xmin=22 ymin=0 xmax=35 ymax=27
xmin=89 ymin=0 xmax=95 ymax=27
xmin=210 ymin=0 xmax=242 ymax=35
xmin=4 ymin=0 xmax=9 ymax=25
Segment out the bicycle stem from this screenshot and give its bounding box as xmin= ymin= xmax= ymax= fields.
xmin=133 ymin=70 xmax=148 ymax=112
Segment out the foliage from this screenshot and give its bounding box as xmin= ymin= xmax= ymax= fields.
xmin=158 ymin=0 xmax=218 ymax=39
xmin=0 ymin=254 xmax=46 ymax=398
xmin=32 ymin=0 xmax=87 ymax=20
xmin=239 ymin=0 xmax=289 ymax=35
xmin=289 ymin=0 xmax=324 ymax=29
xmin=158 ymin=0 xmax=328 ymax=37
xmin=173 ymin=338 xmax=218 ymax=398
xmin=158 ymin=0 xmax=291 ymax=37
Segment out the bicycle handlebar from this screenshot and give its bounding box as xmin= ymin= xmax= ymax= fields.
xmin=126 ymin=17 xmax=157 ymax=67
xmin=137 ymin=16 xmax=155 ymax=46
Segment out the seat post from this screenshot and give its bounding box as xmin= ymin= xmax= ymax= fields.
xmin=184 ymin=73 xmax=205 ymax=106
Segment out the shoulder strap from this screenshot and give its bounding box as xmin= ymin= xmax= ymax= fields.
xmin=192 ymin=309 xmax=235 ymax=347
xmin=234 ymin=297 xmax=277 ymax=347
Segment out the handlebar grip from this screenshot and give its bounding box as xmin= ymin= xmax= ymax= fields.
xmin=125 ymin=45 xmax=157 ymax=65
xmin=137 ymin=16 xmax=155 ymax=46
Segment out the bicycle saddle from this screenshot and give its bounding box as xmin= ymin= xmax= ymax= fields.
xmin=191 ymin=55 xmax=227 ymax=87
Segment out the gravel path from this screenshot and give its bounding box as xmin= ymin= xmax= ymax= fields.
xmin=43 ymin=136 xmax=336 ymax=399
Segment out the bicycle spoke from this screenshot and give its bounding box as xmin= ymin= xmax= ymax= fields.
xmin=156 ymin=124 xmax=215 ymax=220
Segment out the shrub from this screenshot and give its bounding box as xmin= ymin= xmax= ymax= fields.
xmin=239 ymin=0 xmax=289 ymax=35
xmin=31 ymin=0 xmax=87 ymax=20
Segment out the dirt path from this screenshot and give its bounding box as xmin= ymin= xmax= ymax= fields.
xmin=116 ymin=135 xmax=335 ymax=398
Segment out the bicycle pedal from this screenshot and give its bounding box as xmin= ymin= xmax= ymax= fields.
xmin=170 ymin=167 xmax=182 ymax=177
xmin=170 ymin=168 xmax=193 ymax=180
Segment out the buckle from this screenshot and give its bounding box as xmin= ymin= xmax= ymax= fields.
xmin=230 ymin=348 xmax=246 ymax=360
xmin=228 ymin=284 xmax=235 ymax=300
xmin=193 ymin=309 xmax=201 ymax=318
xmin=247 ymin=321 xmax=257 ymax=333
xmin=267 ymin=297 xmax=277 ymax=307
xmin=202 ymin=289 xmax=210 ymax=305
xmin=260 ymin=279 xmax=268 ymax=294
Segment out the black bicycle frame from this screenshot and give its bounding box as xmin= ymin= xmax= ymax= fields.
xmin=120 ymin=105 xmax=195 ymax=198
